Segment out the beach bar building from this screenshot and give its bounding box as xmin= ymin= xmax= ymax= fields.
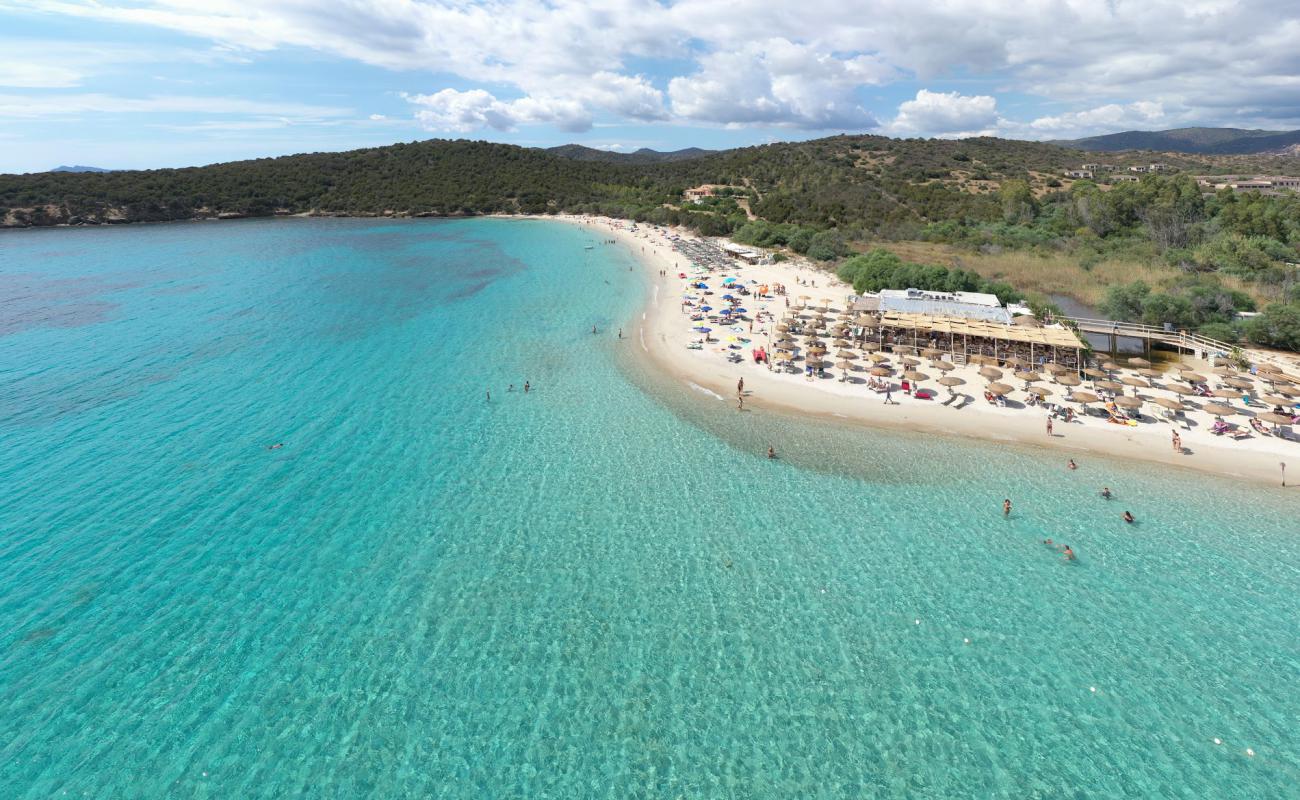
xmin=850 ymin=288 xmax=1085 ymax=367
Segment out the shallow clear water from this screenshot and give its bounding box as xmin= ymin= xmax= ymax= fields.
xmin=1 ymin=218 xmax=1297 ymax=798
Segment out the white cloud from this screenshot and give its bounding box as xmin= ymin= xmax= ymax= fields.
xmin=368 ymin=113 xmax=387 ymax=121
xmin=668 ymin=39 xmax=885 ymax=129
xmin=14 ymin=0 xmax=1300 ymax=136
xmin=405 ymin=89 xmax=592 ymax=133
xmin=890 ymin=90 xmax=999 ymax=137
xmin=1023 ymin=101 xmax=1171 ymax=139
xmin=0 ymin=93 xmax=350 ymax=120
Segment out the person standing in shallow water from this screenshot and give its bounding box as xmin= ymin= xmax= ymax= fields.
xmin=524 ymin=381 xmax=530 ymax=394
xmin=1003 ymin=498 xmax=1012 ymax=516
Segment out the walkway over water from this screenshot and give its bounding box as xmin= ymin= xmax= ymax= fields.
xmin=1064 ymin=316 xmax=1235 ymax=361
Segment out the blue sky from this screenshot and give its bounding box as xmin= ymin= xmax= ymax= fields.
xmin=2 ymin=1 xmax=1299 ymax=173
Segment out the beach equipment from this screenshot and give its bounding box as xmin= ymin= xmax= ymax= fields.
xmin=870 ymin=366 xmax=892 ymax=376
xmin=932 ymin=361 xmax=955 ymax=372
xmin=1224 ymin=377 xmax=1253 ymax=389
xmin=1095 ymin=380 xmax=1123 ymax=392
xmin=1258 ymin=412 xmax=1294 ymax=425
xmin=1101 ymin=361 xmax=1121 ymax=372
xmin=902 ymin=357 xmax=921 ymax=367
xmin=1128 ymin=357 xmax=1152 ymax=367
xmin=979 ymin=366 xmax=1003 ymax=380
xmin=1026 ymin=386 xmax=1052 ymax=397
xmin=1138 ymin=368 xmax=1164 ymax=379
xmin=1043 ymin=363 xmax=1069 ymax=374
xmin=869 ymin=353 xmax=890 ymax=363
xmin=1258 ymin=363 xmax=1282 ymax=374
xmin=986 ymin=382 xmax=1013 ymax=395
xmin=1177 ymin=371 xmax=1206 ymax=383
xmin=1056 ymin=374 xmax=1081 ymax=387
xmin=1165 ymin=383 xmax=1195 ymax=395
xmin=938 ymin=376 xmax=965 ymax=388
xmin=1083 ymin=367 xmax=1108 ymax=379
xmin=1153 ymin=397 xmax=1186 ymax=411
xmin=1015 ymin=370 xmax=1042 ymax=383
xmin=694 ymin=326 xmax=712 ymax=332
xmin=1203 ymin=403 xmax=1236 ymax=417
xmin=1210 ymin=388 xmax=1240 ymax=399
xmin=1113 ymin=395 xmax=1141 ymax=409
xmin=734 ymin=308 xmax=747 ymax=314
xmin=1261 ymin=394 xmax=1295 ymax=406
xmin=1069 ymin=391 xmax=1100 ymax=405
xmin=905 ymin=371 xmax=929 ymax=382
xmin=1121 ymin=376 xmax=1149 ymax=388
xmin=1212 ymin=366 xmax=1238 ymax=376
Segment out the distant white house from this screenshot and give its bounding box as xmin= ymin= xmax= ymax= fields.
xmin=1064 ymin=169 xmax=1094 ymax=179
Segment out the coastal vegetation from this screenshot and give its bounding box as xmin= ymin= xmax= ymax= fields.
xmin=4 ymin=134 xmax=1300 ymax=349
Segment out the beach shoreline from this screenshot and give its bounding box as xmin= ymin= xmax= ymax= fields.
xmin=543 ymin=213 xmax=1298 ymax=489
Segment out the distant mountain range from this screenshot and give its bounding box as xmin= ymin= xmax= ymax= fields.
xmin=51 ymin=165 xmax=112 ymax=173
xmin=1056 ymin=127 xmax=1300 ymax=155
xmin=543 ymin=144 xmax=714 ymax=163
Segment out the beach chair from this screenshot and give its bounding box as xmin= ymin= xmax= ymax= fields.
xmin=1211 ymin=420 xmax=1231 ymax=436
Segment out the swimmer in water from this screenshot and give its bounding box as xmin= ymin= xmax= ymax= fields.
xmin=767 ymin=446 xmax=776 ymax=459
xmin=1067 ymin=459 xmax=1077 ymax=470
xmin=1003 ymin=498 xmax=1012 ymax=516
xmin=267 ymin=443 xmax=284 ymax=450
xmin=524 ymin=381 xmax=530 ymax=393
xmin=1062 ymin=545 xmax=1076 ymax=561
xmin=1101 ymin=487 xmax=1112 ymax=500
xmin=1123 ymin=510 xmax=1135 ymax=524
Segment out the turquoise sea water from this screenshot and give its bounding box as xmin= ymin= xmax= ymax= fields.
xmin=1 ymin=217 xmax=1297 ymax=798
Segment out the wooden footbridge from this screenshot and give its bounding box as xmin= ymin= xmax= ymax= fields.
xmin=1063 ymin=316 xmax=1235 ymax=360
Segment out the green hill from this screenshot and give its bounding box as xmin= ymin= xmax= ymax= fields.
xmin=1058 ymin=127 xmax=1300 ymax=155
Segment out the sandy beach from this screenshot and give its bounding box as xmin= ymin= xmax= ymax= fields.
xmin=546 ymin=213 xmax=1300 ymax=488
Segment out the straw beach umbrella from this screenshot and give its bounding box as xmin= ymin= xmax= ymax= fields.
xmin=1027 ymin=386 xmax=1052 ymax=398
xmin=1138 ymin=368 xmax=1164 ymax=379
xmin=1128 ymin=357 xmax=1152 ymax=368
xmin=905 ymin=370 xmax=930 ymax=383
xmin=1015 ymin=370 xmax=1042 ymax=383
xmin=1083 ymin=367 xmax=1108 ymax=379
xmin=979 ymin=366 xmax=1003 ymax=380
xmin=1210 ymin=388 xmax=1240 ymax=399
xmin=1224 ymin=377 xmax=1254 ymax=390
xmin=1113 ymin=395 xmax=1142 ymax=410
xmin=987 ymin=382 xmax=1014 ymax=395
xmin=836 ymin=359 xmax=856 ymax=380
xmin=932 ymin=361 xmax=955 ymax=372
xmin=1165 ymin=383 xmax=1195 ymax=395
xmin=1057 ymin=374 xmax=1081 ymax=387
xmin=1258 ymin=412 xmax=1294 ymax=426
xmin=1154 ymin=397 xmax=1186 ymax=411
xmin=1203 ymin=403 xmax=1237 ymax=417
xmin=938 ymin=376 xmax=965 ymax=388
xmin=1043 ymin=362 xmax=1069 ymax=375
xmin=1261 ymin=394 xmax=1295 ymax=406
xmin=870 ymin=366 xmax=891 ymax=377
xmin=1121 ymin=376 xmax=1149 ymax=388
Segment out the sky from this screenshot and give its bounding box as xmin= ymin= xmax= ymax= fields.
xmin=2 ymin=0 xmax=1299 ymax=173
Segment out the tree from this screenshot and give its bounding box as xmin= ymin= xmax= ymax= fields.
xmin=1245 ymin=304 xmax=1300 ymax=350
xmin=998 ymin=179 xmax=1037 ymax=224
xmin=1098 ymin=281 xmax=1151 ymax=322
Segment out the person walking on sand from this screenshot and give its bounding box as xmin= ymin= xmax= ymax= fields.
xmin=1171 ymin=431 xmax=1181 ymax=454
xmin=618 ymin=328 xmax=623 ymax=339
xmin=738 ymin=377 xmax=744 ymax=394
xmin=737 ymin=393 xmax=744 ymax=410
xmin=1046 ymin=416 xmax=1054 ymax=436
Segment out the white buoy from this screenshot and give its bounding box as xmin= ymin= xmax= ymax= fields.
xmin=964 ymin=638 xmax=970 ymax=644
xmin=1090 ymin=687 xmax=1097 ymax=693
xmin=1214 ymin=738 xmax=1222 ymax=745
xmin=1246 ymin=748 xmax=1255 ymax=757
xmin=914 ymin=619 xmax=921 ymax=625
